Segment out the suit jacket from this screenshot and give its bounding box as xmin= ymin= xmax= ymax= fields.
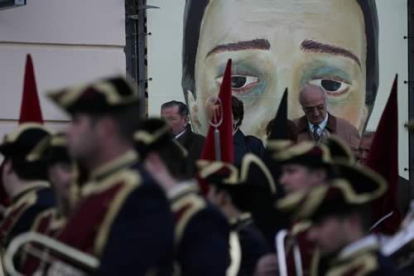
xmin=170 ymin=183 xmax=230 ymax=276
xmin=48 ymin=150 xmax=175 ymax=276
xmin=293 ymin=114 xmax=361 ymax=152
xmin=176 ymin=125 xmax=205 ymax=175
xmin=233 ymin=129 xmax=265 ymax=167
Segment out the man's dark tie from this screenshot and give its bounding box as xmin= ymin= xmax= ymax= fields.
xmin=313 ymin=125 xmax=320 ymax=142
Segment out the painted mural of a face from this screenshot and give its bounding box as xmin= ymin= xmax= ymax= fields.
xmin=182 ymin=0 xmax=379 ymax=140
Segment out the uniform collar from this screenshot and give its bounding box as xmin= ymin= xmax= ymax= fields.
xmin=90 ymin=150 xmax=138 ymax=182
xmin=12 ymin=181 xmax=50 ymax=204
xmin=337 ymin=235 xmax=379 ymax=261
xmin=230 ymin=212 xmax=253 ymax=230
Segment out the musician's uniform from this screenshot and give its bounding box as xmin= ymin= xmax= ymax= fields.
xmin=0 ymin=123 xmax=55 ymax=273
xmin=231 ymin=213 xmax=271 ymax=276
xmin=45 ymin=77 xmax=175 ymax=276
xmin=197 ymin=155 xmax=274 ymax=276
xmin=170 ymin=183 xmax=230 ymax=276
xmin=0 ymin=182 xmax=55 ymax=248
xmin=21 ymin=208 xmax=66 ymax=275
xmin=283 ymin=223 xmax=319 ymax=276
xmin=44 ymin=151 xmax=174 ymax=276
xmin=278 ymin=161 xmax=404 ymax=276
xmin=321 ymin=235 xmax=405 ymax=276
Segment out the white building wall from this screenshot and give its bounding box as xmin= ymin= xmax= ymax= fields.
xmin=0 ymin=0 xmax=126 ymax=134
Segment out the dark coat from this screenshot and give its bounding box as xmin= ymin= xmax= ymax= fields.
xmin=232 ymin=214 xmax=271 ymax=276
xmin=176 ymin=125 xmax=205 ymax=175
xmin=0 ymin=182 xmax=55 ymax=270
xmin=171 ymin=184 xmax=230 ymax=276
xmin=0 ymin=183 xmax=55 ymax=247
xmin=233 ymin=129 xmax=265 ymax=167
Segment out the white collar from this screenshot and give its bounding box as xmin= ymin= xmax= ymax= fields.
xmin=308 ymin=113 xmax=329 ymax=131
xmin=175 ymin=128 xmax=187 ymax=139
xmin=338 ymin=235 xmax=379 ymax=260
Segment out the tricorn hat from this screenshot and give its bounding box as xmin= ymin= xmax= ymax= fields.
xmin=278 ymin=163 xmax=386 ymax=222
xmin=0 ymin=123 xmax=52 ymax=162
xmin=47 ymin=76 xmax=140 ymax=115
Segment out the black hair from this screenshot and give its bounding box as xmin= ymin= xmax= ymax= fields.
xmin=232 ymin=96 xmax=244 ymax=128
xmin=161 ymin=100 xmax=189 ymax=117
xmin=182 ymin=0 xmax=379 ymax=119
xmin=88 ymin=102 xmax=142 ymax=144
xmin=213 ymin=184 xmax=252 ymax=213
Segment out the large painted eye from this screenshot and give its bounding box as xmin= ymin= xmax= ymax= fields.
xmin=216 ymin=75 xmax=260 ymax=94
xmin=308 ymin=79 xmax=350 ymax=97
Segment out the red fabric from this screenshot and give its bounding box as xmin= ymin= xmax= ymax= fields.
xmin=19 ymin=54 xmax=44 ymax=124
xmin=198 ymin=59 xmax=234 ymax=194
xmin=365 ymin=75 xmax=402 ymax=235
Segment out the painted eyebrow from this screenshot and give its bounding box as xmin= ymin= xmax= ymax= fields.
xmin=301 ymin=39 xmax=361 ymax=68
xmin=206 ymin=39 xmax=271 ymax=59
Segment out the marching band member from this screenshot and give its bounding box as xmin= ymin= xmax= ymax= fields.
xmin=136 ymin=118 xmax=230 ymax=276
xmin=45 ymin=76 xmax=175 ymax=275
xmin=280 ymin=162 xmax=406 ymax=275
xmin=0 ymin=124 xmax=55 ymax=269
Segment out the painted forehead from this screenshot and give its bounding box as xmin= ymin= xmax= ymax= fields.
xmin=200 ymin=0 xmax=366 ymax=62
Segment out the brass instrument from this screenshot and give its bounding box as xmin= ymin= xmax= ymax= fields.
xmin=4 ymin=232 xmax=99 ymax=276
xmin=276 ymin=230 xmax=303 ymax=276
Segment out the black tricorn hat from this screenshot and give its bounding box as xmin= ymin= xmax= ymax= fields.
xmin=197 ymin=160 xmax=239 ymax=186
xmin=324 ymin=135 xmax=355 ymax=165
xmin=133 ymin=118 xmax=188 ymax=159
xmin=0 ymin=123 xmax=52 ymax=162
xmin=27 ymin=132 xmax=70 ymax=165
xmin=273 ymin=141 xmax=332 ymax=168
xmin=278 ymin=163 xmax=386 ymax=222
xmin=47 ymin=76 xmax=140 ymax=115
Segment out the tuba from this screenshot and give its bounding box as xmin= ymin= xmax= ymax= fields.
xmin=3 ymin=232 xmax=99 ymax=276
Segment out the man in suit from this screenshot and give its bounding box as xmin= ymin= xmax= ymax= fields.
xmin=293 ymin=84 xmax=361 ymax=154
xmin=46 ymin=76 xmax=175 ymax=276
xmin=161 ymin=100 xmax=205 ymax=175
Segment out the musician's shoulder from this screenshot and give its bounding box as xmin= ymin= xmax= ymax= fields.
xmin=170 ymin=183 xmax=229 ymax=245
xmin=327 ymin=251 xmax=404 ymax=276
